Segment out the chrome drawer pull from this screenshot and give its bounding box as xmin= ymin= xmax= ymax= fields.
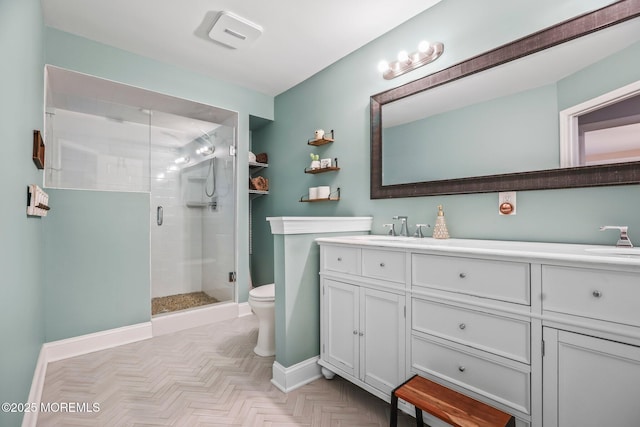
xmin=458 ymin=366 xmax=466 ymax=372
xmin=593 ymin=290 xmax=602 ymax=298
xmin=459 ymin=273 xmax=467 ymax=278
xmin=459 ymin=323 xmax=466 ymax=330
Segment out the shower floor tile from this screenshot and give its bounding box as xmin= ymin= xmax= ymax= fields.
xmin=151 ymin=291 xmax=219 ymax=315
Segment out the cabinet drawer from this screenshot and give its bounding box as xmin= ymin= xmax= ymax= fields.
xmin=323 ymin=246 xmax=359 ymax=275
xmin=411 ymin=335 xmax=530 ymax=414
xmin=542 ymin=265 xmax=640 ymax=327
xmin=362 ymin=249 xmax=405 ymax=283
xmin=413 ymin=299 xmax=530 ymax=363
xmin=412 ymin=254 xmax=530 ymax=305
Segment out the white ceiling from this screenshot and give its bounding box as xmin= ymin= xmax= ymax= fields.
xmin=41 ymin=0 xmax=442 ymax=96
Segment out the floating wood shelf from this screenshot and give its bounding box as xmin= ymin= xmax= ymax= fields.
xmin=304 ymin=166 xmax=340 ymax=174
xmin=249 ymin=189 xmax=269 ymax=200
xmin=300 ymin=197 xmax=340 ymax=203
xmin=307 ymin=129 xmax=335 ymax=146
xmin=299 ymin=187 xmax=340 ymax=202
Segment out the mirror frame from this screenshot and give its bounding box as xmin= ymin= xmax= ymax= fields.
xmin=370 ymin=0 xmax=640 ymax=199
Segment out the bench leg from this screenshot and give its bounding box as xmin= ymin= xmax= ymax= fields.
xmin=415 ymin=407 xmax=423 ymax=426
xmin=390 ymin=392 xmax=398 ymax=427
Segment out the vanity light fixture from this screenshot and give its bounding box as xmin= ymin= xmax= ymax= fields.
xmin=174 ymin=156 xmax=190 ymax=165
xmin=378 ymin=40 xmax=444 ymax=80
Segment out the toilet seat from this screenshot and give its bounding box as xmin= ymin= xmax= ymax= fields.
xmin=249 ymin=283 xmax=275 ymax=302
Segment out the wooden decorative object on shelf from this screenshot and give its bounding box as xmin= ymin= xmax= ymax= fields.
xmin=32 ymin=130 xmax=45 ymax=169
xmin=255 ymin=152 xmax=268 ymax=163
xmin=250 ymin=176 xmax=269 ymax=191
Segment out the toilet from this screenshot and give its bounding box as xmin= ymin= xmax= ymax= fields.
xmin=248 ymin=283 xmax=275 ymax=356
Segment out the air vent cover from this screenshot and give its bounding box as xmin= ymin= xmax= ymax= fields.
xmin=208 ymin=11 xmax=263 ymax=49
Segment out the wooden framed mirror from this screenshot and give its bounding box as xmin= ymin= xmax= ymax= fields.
xmin=370 ymin=0 xmax=640 ymax=199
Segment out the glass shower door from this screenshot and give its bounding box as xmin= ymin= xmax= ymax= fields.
xmin=149 ymin=110 xmax=236 ymax=315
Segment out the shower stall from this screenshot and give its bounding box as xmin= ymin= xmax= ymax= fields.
xmin=44 ymin=66 xmax=237 ymax=316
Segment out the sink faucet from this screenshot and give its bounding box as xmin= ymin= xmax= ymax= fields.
xmin=600 ymin=226 xmax=634 ymax=248
xmin=414 ymin=224 xmax=431 ymax=238
xmin=393 ymin=216 xmax=410 ymax=237
xmin=383 ymin=223 xmax=396 ymax=236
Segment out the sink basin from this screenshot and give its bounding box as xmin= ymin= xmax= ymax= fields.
xmin=585 ymin=247 xmax=640 ymax=256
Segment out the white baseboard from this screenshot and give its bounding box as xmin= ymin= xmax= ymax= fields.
xmin=22 ymin=322 xmax=152 ymax=427
xmin=21 ymin=347 xmax=48 ymax=427
xmin=151 ymin=302 xmax=238 ymax=336
xmin=45 ymin=322 xmax=153 ymax=363
xmin=238 ymin=302 xmax=252 ymax=317
xmin=24 ymin=303 xmax=248 ymax=427
xmin=271 ymin=356 xmax=322 ymax=393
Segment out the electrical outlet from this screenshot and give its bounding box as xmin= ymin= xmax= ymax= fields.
xmin=498 ymin=191 xmax=516 ymax=215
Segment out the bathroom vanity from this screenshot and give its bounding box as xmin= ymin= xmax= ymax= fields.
xmin=316 ymin=236 xmax=640 ymax=427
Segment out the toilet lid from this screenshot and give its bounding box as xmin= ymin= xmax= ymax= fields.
xmin=249 ymin=283 xmax=275 ymax=301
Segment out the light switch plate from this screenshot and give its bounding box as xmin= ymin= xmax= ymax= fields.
xmin=498 ymin=191 xmax=516 ymax=215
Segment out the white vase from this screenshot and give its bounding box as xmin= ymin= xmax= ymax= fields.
xmin=311 ymin=160 xmax=321 ymax=170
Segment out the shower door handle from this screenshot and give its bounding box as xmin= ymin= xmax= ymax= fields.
xmin=157 ymin=206 xmax=163 ymax=226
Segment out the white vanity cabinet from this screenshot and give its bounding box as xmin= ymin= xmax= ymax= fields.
xmin=541 ymin=264 xmax=640 ymax=427
xmin=316 ymin=235 xmax=640 ymax=427
xmin=411 ymin=253 xmax=533 ymax=421
xmin=319 ymin=245 xmax=406 ymax=401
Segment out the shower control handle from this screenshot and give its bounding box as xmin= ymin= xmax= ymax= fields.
xmin=157 ymin=206 xmax=163 ymax=226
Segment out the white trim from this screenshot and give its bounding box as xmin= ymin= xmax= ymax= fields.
xmin=266 ymin=216 xmax=373 ymax=235
xmin=21 ymin=347 xmax=48 ymax=427
xmin=151 ymin=302 xmax=238 ymax=336
xmin=45 ymin=322 xmax=153 ymax=363
xmin=559 ymin=79 xmax=640 ymax=167
xmin=270 ymin=356 xmax=322 ymax=393
xmin=238 ymin=301 xmax=253 ymax=317
xmin=21 ymin=322 xmax=153 ymax=427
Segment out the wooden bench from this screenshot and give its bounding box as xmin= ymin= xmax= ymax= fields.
xmin=390 ymin=375 xmax=516 ymax=427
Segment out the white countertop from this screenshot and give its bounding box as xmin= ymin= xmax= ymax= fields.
xmin=315 ymin=235 xmax=640 ymax=267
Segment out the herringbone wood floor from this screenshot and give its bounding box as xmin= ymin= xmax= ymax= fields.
xmin=38 ymin=314 xmax=415 ymax=426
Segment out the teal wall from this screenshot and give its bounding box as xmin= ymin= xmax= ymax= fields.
xmin=383 ymin=84 xmax=559 ymax=184
xmin=43 ymin=190 xmax=150 ymax=341
xmin=0 ymin=0 xmax=45 ymax=425
xmin=251 ymin=0 xmax=639 ymax=288
xmin=44 ymin=27 xmax=275 ymax=307
xmin=273 ymin=231 xmax=368 ymax=368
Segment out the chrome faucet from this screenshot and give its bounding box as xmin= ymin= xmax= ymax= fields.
xmin=393 ymin=216 xmax=410 ymax=237
xmin=600 ymin=226 xmax=634 ymax=248
xmin=414 ymin=224 xmax=431 ymax=238
xmin=383 ymin=223 xmax=396 ymax=236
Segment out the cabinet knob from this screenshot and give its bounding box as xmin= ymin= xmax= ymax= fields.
xmin=458 ymin=366 xmax=466 ymax=372
xmin=593 ymin=290 xmax=602 ymax=298
xmin=379 ymin=262 xmax=385 ymax=267
xmin=459 ymin=323 xmax=466 ymax=330
xmin=459 ymin=273 xmax=467 ymax=278
xmin=337 ymin=257 xmax=342 ymax=262
xmin=353 ymin=330 xmax=358 ymax=335
xmin=359 ymin=331 xmax=364 ymax=336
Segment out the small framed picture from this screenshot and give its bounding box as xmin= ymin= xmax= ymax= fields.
xmin=320 ymin=158 xmax=332 ymax=168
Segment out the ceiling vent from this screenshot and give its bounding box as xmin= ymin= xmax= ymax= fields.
xmin=208 ymin=11 xmax=263 ymax=49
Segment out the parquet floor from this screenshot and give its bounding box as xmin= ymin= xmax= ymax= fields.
xmin=38 ymin=314 xmax=415 ymax=426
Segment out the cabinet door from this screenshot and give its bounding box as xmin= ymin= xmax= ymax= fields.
xmin=323 ymin=279 xmax=359 ymax=377
xmin=361 ymin=288 xmax=405 ymax=394
xmin=543 ymin=328 xmax=640 ymax=427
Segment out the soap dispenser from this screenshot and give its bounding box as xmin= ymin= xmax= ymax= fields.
xmin=432 ymin=205 xmax=450 ymax=239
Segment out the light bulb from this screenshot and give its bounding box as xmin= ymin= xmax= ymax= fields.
xmin=377 ymin=60 xmax=390 ymax=73
xmin=397 ymin=50 xmax=409 ymax=63
xmin=418 ymin=40 xmax=431 ymax=53
xmin=174 ymin=156 xmax=190 ymax=164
